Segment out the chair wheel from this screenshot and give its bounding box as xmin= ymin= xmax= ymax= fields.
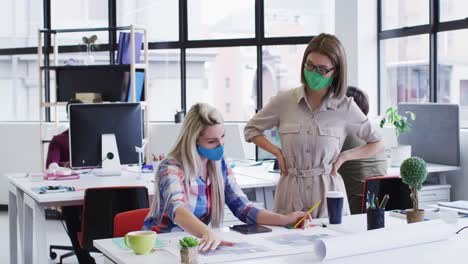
xmin=50 ymin=251 xmax=57 ymax=260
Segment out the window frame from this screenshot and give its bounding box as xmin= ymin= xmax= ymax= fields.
xmin=378 ymin=0 xmax=468 ymax=114
xmin=1 ymin=0 xmax=320 ymax=122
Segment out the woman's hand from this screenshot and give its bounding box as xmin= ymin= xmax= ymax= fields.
xmin=331 ymin=153 xmax=347 ymax=176
xmin=199 ymin=229 xmax=235 ymax=252
xmin=274 ymin=149 xmax=289 ymax=176
xmin=281 ymin=211 xmax=307 ymax=226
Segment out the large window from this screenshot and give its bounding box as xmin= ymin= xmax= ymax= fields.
xmin=378 ymin=0 xmax=468 ymax=127
xmin=1 ymin=0 xmax=335 ymax=122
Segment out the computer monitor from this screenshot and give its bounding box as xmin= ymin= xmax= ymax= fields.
xmin=69 ymin=103 xmax=143 ymax=174
xmin=256 ymin=127 xmax=281 ymax=161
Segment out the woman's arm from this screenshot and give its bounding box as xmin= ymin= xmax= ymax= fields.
xmin=332 ymin=141 xmax=384 ymax=175
xmin=255 ymin=210 xmax=305 ymax=226
xmin=251 ymin=135 xmax=288 ymax=176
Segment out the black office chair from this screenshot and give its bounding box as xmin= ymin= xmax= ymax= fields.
xmin=54 ymin=186 xmax=149 ymax=264
xmin=361 ymin=176 xmax=413 ymax=213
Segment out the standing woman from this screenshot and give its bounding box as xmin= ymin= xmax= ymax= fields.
xmin=244 ymin=33 xmax=384 ymax=218
xmin=144 ymin=103 xmax=305 ymax=251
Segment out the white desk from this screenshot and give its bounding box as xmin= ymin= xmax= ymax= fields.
xmin=8 ymin=169 xmax=274 ymax=264
xmin=93 ymin=214 xmax=468 ymax=264
xmin=233 ymin=161 xmax=460 ymax=211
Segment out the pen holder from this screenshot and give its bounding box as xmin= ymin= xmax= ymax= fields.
xmin=367 ymin=208 xmax=385 ymax=230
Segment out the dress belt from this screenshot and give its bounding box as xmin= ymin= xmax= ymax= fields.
xmin=287 ymin=165 xmax=332 ymax=178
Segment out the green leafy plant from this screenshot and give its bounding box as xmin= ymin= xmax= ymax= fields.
xmin=179 ymin=236 xmax=199 ymax=248
xmin=379 ymin=107 xmax=416 ymax=142
xmin=400 ymin=157 xmax=428 ymax=211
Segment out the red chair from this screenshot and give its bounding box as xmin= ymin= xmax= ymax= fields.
xmin=361 ymin=176 xmax=412 ymax=213
xmin=113 ymin=208 xmax=160 ymax=237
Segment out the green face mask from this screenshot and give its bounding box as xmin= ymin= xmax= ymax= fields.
xmin=303 ymin=68 xmax=334 ymax=91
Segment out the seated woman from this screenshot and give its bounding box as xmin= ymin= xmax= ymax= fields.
xmin=144 ymin=103 xmax=305 ymax=251
xmin=46 ymin=98 xmax=83 ymax=168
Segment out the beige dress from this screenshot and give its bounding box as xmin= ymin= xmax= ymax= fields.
xmin=244 ymin=86 xmax=382 ymax=218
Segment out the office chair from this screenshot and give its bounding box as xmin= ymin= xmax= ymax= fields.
xmin=58 ymin=186 xmax=149 ymax=264
xmin=113 ymin=208 xmax=161 ymax=238
xmin=361 ymin=176 xmax=413 ymax=213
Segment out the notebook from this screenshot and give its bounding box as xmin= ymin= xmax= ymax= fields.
xmin=438 ymin=200 xmax=468 ymax=211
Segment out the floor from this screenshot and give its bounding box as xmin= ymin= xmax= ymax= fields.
xmin=1 ymin=211 xmax=108 ymax=264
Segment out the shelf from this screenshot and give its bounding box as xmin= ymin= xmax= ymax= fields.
xmin=39 ymin=26 xmax=134 ymax=34
xmin=40 ymin=64 xmax=147 ymax=71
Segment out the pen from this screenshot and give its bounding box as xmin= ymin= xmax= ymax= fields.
xmin=380 ymin=194 xmax=390 ymax=209
xmin=371 ymin=194 xmax=375 ymax=209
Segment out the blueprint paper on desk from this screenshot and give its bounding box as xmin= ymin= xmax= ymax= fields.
xmin=314 ymin=221 xmax=453 ymax=261
xmin=112 ymin=237 xmax=165 ymax=250
xmin=164 ymin=227 xmax=340 ymax=263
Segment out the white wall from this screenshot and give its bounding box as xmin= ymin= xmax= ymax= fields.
xmin=335 ymin=0 xmax=378 ymax=116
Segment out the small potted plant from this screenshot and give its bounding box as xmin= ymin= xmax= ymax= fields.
xmin=400 ymin=156 xmax=428 ymax=224
xmin=179 ymin=236 xmax=199 ymax=264
xmin=379 ymin=107 xmax=416 ymax=166
xmin=82 ymin=34 xmax=98 ymax=65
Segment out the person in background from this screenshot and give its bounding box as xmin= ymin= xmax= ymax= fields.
xmin=244 ymin=33 xmax=385 ymax=218
xmin=46 ymin=98 xmax=83 ymax=168
xmin=144 ymin=103 xmax=306 ymax=251
xmin=338 ymin=86 xmax=388 ymax=214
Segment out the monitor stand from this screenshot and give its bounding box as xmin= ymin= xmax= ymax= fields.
xmin=94 ymin=134 xmax=122 ymax=176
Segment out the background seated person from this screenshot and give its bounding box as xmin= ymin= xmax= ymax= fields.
xmin=144 ymin=103 xmax=306 ymax=251
xmin=46 ymin=98 xmax=83 ymax=169
xmin=338 ymin=86 xmax=387 ymax=214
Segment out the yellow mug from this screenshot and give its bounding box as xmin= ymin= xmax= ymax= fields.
xmin=124 ymin=230 xmax=157 ymax=255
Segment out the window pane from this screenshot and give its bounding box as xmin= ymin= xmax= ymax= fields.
xmin=380 ymin=35 xmax=430 ymax=112
xmin=0 ymin=0 xmax=43 ymax=48
xmin=186 ymin=47 xmax=257 ymax=121
xmin=51 ymin=0 xmax=109 ymax=45
xmin=440 ymin=0 xmax=468 ymax=22
xmin=0 ymin=55 xmax=40 ymax=121
xmin=382 ymin=0 xmax=429 ymax=30
xmin=117 ymin=0 xmax=178 ymax=42
xmin=188 ymin=0 xmax=255 ymax=40
xmin=265 ymin=0 xmax=334 ymax=37
xmin=438 ymin=29 xmax=468 ymax=127
xmin=261 ymin=45 xmax=307 ymax=106
xmin=147 ymin=50 xmax=181 ymax=121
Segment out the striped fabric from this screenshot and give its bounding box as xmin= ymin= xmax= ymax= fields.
xmin=144 ymin=158 xmax=262 ymax=233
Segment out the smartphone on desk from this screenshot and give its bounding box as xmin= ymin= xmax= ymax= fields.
xmin=229 ymin=224 xmax=272 ymax=235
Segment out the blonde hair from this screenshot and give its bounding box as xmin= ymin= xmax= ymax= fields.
xmin=300 ymin=33 xmax=348 ymax=98
xmin=148 ymin=103 xmax=225 ymax=228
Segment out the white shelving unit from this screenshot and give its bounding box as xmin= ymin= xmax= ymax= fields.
xmin=37 ymin=24 xmax=150 ymax=170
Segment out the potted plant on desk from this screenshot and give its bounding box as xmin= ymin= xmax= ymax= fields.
xmin=400 ymin=156 xmax=428 ymax=223
xmin=179 ymin=236 xmax=199 ymax=264
xmin=379 ymin=107 xmax=416 ymax=167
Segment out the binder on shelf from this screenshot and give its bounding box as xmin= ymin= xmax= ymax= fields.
xmin=120 ymin=71 xmax=145 ymax=102
xmin=126 ymin=71 xmax=145 ymax=102
xmin=116 ymin=32 xmax=143 ymax=64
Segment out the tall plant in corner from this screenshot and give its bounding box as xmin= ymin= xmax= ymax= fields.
xmin=379 ymin=107 xmax=416 ymax=142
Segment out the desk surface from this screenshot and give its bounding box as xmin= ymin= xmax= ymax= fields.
xmin=233 ymin=161 xmax=460 ymax=183
xmin=94 ymin=214 xmax=468 ymax=264
xmin=7 ymin=167 xmax=275 ymax=206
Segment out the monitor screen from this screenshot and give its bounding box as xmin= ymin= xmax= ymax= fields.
xmin=69 ymin=103 xmax=143 ymax=168
xmin=256 ymin=127 xmax=281 ymax=161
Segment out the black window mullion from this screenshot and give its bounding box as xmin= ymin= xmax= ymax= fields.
xmin=377 ymin=0 xmax=382 ymax=114
xmin=108 ymin=0 xmax=117 ymax=64
xmin=43 ymin=0 xmax=51 ymax=122
xmin=180 ymin=0 xmax=188 ymax=114
xmin=255 ymin=0 xmax=264 ymax=111
xmin=429 ymin=0 xmax=439 ymax=102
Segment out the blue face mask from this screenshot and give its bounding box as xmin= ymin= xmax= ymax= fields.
xmin=197 ymin=145 xmax=224 ymax=161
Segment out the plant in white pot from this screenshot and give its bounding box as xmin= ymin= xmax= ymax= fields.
xmin=400 ymin=156 xmax=428 ymax=224
xmin=379 ymin=107 xmax=416 ymax=167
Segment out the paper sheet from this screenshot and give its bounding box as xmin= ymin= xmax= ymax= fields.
xmin=314 ymin=221 xmax=454 ymax=261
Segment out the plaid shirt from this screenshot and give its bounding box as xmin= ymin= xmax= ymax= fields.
xmin=144 ymin=158 xmax=262 ymax=233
